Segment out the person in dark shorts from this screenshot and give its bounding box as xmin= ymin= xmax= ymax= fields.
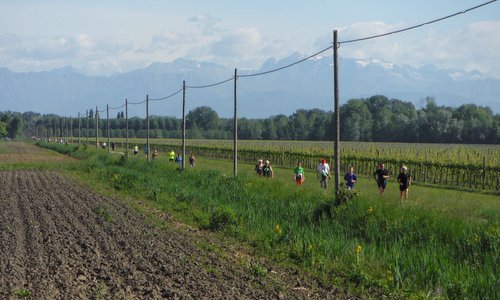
xmin=373 ymin=163 xmax=390 ymax=196
xmin=397 ymin=165 xmax=412 ymax=200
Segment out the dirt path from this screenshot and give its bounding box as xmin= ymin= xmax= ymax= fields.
xmin=0 ymin=142 xmax=70 ymax=163
xmin=0 ymin=169 xmax=351 ymax=299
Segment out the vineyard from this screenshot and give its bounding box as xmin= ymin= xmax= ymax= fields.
xmin=77 ymin=138 xmax=500 ymax=192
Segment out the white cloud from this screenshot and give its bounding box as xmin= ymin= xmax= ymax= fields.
xmin=314 ymin=20 xmax=500 ymax=78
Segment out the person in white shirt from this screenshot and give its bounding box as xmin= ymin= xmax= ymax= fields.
xmin=316 ymin=159 xmax=330 ymax=189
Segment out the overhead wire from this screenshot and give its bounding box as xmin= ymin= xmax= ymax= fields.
xmin=108 ymin=103 xmax=126 ymax=110
xmin=128 ymin=99 xmax=146 ymax=105
xmin=186 ymin=77 xmax=234 ymax=89
xmin=239 ymin=45 xmax=333 ymax=78
xmin=76 ymin=0 xmax=496 ymax=113
xmin=339 ymin=0 xmax=497 ymax=45
xmin=149 ymin=88 xmax=183 ymax=101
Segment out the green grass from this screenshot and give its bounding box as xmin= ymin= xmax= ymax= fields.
xmin=35 ymin=141 xmax=500 ymax=299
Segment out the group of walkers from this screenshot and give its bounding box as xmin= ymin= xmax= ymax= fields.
xmin=254 ymin=159 xmax=274 ymax=178
xmin=257 ymin=158 xmax=412 ymax=199
xmin=131 ymin=145 xmax=196 ymax=168
xmin=374 ymin=163 xmax=412 ymax=199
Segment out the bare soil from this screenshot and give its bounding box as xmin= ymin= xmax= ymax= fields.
xmin=0 ymin=168 xmax=355 ymax=299
xmin=0 ymin=142 xmax=70 ymax=163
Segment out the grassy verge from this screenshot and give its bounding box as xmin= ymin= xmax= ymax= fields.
xmin=37 ymin=141 xmax=499 ymax=299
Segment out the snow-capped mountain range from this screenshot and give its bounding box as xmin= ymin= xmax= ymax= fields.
xmin=1 ymin=54 xmax=498 ymax=118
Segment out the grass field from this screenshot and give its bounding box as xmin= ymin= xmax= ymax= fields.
xmin=32 ymin=140 xmax=499 ymax=299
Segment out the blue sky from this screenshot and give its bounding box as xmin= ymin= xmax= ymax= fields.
xmin=0 ymin=0 xmax=499 ymax=77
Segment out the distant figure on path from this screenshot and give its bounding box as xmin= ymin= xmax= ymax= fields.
xmin=152 ymin=149 xmax=158 ymax=160
xmin=133 ymin=145 xmax=139 ymax=156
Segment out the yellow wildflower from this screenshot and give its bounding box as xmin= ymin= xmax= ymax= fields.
xmin=274 ymin=224 xmax=282 ymax=235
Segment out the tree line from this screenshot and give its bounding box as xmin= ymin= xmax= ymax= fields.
xmin=1 ymin=95 xmax=499 ymax=144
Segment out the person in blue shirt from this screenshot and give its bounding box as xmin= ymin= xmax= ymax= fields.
xmin=175 ymin=154 xmax=183 ymax=167
xmin=344 ymin=166 xmax=357 ymax=190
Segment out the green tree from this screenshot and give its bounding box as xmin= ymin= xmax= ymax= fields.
xmin=8 ymin=116 xmax=24 ymax=139
xmin=186 ymin=106 xmax=220 ymax=131
xmin=341 ymin=99 xmax=372 ymax=141
xmin=0 ymin=121 xmax=7 ymax=138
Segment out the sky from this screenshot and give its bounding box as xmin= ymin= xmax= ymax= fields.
xmin=0 ymin=0 xmax=499 ymax=77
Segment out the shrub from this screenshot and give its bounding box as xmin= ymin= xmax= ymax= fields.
xmin=207 ymin=206 xmax=239 ymax=231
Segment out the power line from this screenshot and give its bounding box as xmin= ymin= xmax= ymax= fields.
xmin=108 ymin=103 xmax=126 ymax=110
xmin=128 ymin=99 xmax=146 ymax=105
xmin=149 ymin=88 xmax=183 ymax=101
xmin=340 ymin=0 xmax=497 ymax=45
xmin=239 ymin=0 xmax=496 ymax=77
xmin=239 ymin=45 xmax=333 ymax=78
xmin=186 ymin=77 xmax=234 ymax=89
xmin=77 ymin=0 xmax=496 ymax=114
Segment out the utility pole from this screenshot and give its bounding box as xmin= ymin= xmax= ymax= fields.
xmin=78 ymin=112 xmax=81 ymax=145
xmin=182 ymin=81 xmax=186 ymax=170
xmin=107 ymin=104 xmax=110 ymax=154
xmin=233 ymin=68 xmax=238 ymax=177
xmin=146 ymin=95 xmax=150 ymax=162
xmin=333 ymin=30 xmax=340 ymax=191
xmin=125 ymin=99 xmax=129 ymax=157
xmin=95 ymin=106 xmax=99 ymax=149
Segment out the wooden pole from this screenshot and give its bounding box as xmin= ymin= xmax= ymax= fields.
xmin=95 ymin=106 xmax=99 ymax=149
xmin=182 ymin=81 xmax=186 ymax=170
xmin=86 ymin=109 xmax=89 ymax=145
xmin=107 ymin=104 xmax=110 ymax=154
xmin=233 ymin=68 xmax=238 ymax=177
xmin=333 ymin=30 xmax=340 ymax=191
xmin=146 ymin=95 xmax=150 ymax=162
xmin=125 ymin=99 xmax=129 ymax=157
xmin=78 ymin=112 xmax=81 ymax=145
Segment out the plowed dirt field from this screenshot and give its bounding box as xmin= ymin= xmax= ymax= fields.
xmin=0 ymin=143 xmax=351 ymax=299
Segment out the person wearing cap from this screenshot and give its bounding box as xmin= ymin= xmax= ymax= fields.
xmin=397 ymin=165 xmax=412 ymax=200
xmin=317 ymin=159 xmax=330 ymax=189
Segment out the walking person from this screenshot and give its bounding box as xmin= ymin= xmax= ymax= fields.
xmin=175 ymin=154 xmax=183 ymax=168
xmin=397 ymin=165 xmax=412 ymax=200
xmin=263 ymin=160 xmax=274 ymax=178
xmin=133 ymin=145 xmax=139 ymax=156
xmin=316 ymin=159 xmax=330 ymax=189
xmin=168 ymin=149 xmax=175 ymax=162
xmin=255 ymin=159 xmax=264 ymax=176
xmin=373 ymin=163 xmax=390 ymax=196
xmin=189 ymin=153 xmax=196 ymax=167
xmin=293 ymin=161 xmax=305 ymax=185
xmin=344 ymin=165 xmax=357 ymax=190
